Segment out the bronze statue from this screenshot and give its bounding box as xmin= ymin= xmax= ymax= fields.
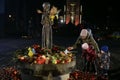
xmin=41 ymin=2 xmax=53 ymax=49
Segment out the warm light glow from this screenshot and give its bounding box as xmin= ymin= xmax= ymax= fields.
xmin=75 ymin=15 xmax=80 ymax=26
xmin=66 ymin=15 xmax=70 ymax=24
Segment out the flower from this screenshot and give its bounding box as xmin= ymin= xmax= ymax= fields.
xmin=14 ymin=44 xmax=74 ymax=64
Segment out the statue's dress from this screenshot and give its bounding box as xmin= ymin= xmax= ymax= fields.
xmin=41 ymin=10 xmax=53 ymax=49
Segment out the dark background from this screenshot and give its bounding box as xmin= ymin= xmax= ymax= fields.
xmin=0 ymin=0 xmax=120 ymax=37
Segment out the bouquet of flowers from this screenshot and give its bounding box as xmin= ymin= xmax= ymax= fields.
xmin=13 ymin=44 xmax=74 ymax=65
xmin=0 ymin=66 xmax=21 ymax=80
xmin=68 ymin=70 xmax=96 ymax=80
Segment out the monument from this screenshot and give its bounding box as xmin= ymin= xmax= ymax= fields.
xmin=41 ymin=2 xmax=53 ymax=49
xmin=16 ymin=2 xmax=76 ymax=80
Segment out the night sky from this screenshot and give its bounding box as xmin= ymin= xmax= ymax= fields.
xmin=0 ymin=0 xmax=119 ymax=27
xmin=0 ymin=0 xmax=5 ymax=14
xmin=81 ymin=0 xmax=119 ymax=27
xmin=24 ymin=0 xmax=120 ymax=27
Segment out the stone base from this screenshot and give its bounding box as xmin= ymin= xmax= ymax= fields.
xmin=21 ymin=73 xmax=69 ymax=80
xmin=19 ymin=57 xmax=76 ymax=80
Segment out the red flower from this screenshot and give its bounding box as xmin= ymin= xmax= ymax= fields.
xmin=32 ymin=44 xmax=40 ymax=49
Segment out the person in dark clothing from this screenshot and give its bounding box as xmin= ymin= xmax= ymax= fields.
xmin=68 ymin=29 xmax=100 ymax=53
xmin=98 ymin=45 xmax=110 ymax=79
xmin=67 ymin=29 xmax=100 ymax=74
xmin=81 ymin=43 xmax=97 ymax=74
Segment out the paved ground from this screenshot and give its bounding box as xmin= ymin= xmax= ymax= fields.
xmin=0 ymin=36 xmax=120 ymax=80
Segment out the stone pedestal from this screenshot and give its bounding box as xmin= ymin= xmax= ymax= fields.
xmin=18 ymin=58 xmax=76 ymax=80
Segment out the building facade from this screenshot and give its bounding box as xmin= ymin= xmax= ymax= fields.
xmin=65 ymin=0 xmax=82 ymax=26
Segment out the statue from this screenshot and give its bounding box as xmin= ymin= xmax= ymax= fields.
xmin=41 ymin=2 xmax=53 ymax=49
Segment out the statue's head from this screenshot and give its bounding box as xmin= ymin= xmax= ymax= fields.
xmin=42 ymin=2 xmax=50 ymax=11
